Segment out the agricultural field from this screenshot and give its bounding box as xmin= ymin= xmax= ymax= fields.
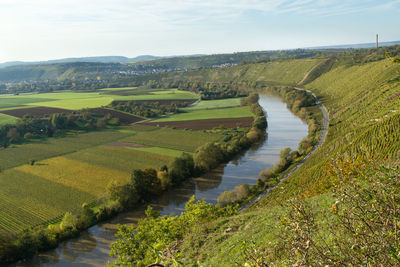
xmin=144 ymin=117 xmax=254 ymax=130
xmin=0 ymin=130 xmax=132 ymax=171
xmin=0 ymin=88 xmax=199 ymax=124
xmin=0 ymin=96 xmax=56 ymax=108
xmin=0 ymin=87 xmax=255 ymax=233
xmin=120 ymin=127 xmax=223 ymax=152
xmin=0 ymin=125 xmax=223 ymax=233
xmin=0 ymin=106 xmax=72 ymax=118
xmin=111 ymin=89 xmax=198 ymax=100
xmin=154 ymin=106 xmax=253 ymax=122
xmin=112 ymin=99 xmax=197 ymax=105
xmin=0 ymin=113 xmax=18 ymax=125
xmin=182 ymin=98 xmax=243 ymax=111
xmin=99 ymin=87 xmax=138 ymax=91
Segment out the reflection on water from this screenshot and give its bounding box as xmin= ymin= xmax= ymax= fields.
xmin=14 ymin=94 xmax=308 ymax=267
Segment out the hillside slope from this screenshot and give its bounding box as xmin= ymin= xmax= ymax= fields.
xmin=169 ymin=58 xmax=400 ymax=265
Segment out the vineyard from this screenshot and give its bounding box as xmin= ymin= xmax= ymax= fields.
xmin=250 ymin=59 xmax=400 ymax=204
xmin=158 ymin=55 xmax=400 ymax=265
xmin=0 ymin=125 xmax=223 ymax=233
xmin=120 ymin=127 xmax=223 ymax=153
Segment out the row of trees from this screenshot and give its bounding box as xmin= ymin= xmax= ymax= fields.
xmin=110 ymin=101 xmax=187 ymax=118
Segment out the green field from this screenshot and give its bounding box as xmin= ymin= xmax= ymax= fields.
xmin=183 ymin=98 xmax=242 ymax=111
xmin=0 ymin=89 xmax=199 ymax=123
xmin=99 ymin=87 xmax=138 ymax=91
xmin=113 ymin=89 xmax=198 ymax=100
xmin=154 ymin=106 xmax=253 ymax=122
xmin=0 ymin=113 xmax=18 ymax=125
xmin=0 ymin=97 xmax=57 ymax=107
xmin=0 ymin=125 xmax=222 ymax=233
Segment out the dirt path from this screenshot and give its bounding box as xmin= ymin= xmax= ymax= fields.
xmin=297 ymin=61 xmax=324 ymax=85
xmin=240 ymin=88 xmax=329 ymax=211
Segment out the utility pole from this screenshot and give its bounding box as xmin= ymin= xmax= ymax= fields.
xmin=376 ymin=34 xmax=378 ymax=48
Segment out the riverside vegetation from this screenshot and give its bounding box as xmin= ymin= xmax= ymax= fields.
xmin=109 ymin=49 xmax=400 ymax=265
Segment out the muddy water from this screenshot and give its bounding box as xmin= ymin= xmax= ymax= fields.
xmin=16 ymin=94 xmax=308 ymax=266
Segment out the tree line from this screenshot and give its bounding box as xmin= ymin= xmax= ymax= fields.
xmin=0 ymin=111 xmax=120 ymax=148
xmin=110 ymin=101 xmax=185 ymax=118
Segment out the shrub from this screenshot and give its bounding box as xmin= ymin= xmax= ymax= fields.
xmin=235 ymin=184 xmax=250 ymax=199
xmin=217 ymin=191 xmax=237 ymax=206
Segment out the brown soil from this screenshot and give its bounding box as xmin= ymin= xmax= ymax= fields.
xmin=140 ymin=117 xmax=254 ymax=130
xmin=0 ymin=106 xmax=72 ymax=118
xmin=0 ymin=105 xmax=26 ymax=109
xmin=90 ymin=108 xmax=144 ymax=123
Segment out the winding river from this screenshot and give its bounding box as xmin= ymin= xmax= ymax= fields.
xmin=15 ymin=94 xmax=308 ymax=267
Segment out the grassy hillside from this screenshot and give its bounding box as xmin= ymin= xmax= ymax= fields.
xmin=111 ymin=56 xmax=400 ymax=265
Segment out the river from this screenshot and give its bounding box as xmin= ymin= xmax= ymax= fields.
xmin=15 ymin=94 xmax=308 ymax=266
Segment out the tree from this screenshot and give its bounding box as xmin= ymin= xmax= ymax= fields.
xmin=78 ymin=203 xmax=96 ymax=229
xmin=7 ymin=128 xmax=20 ymax=143
xmin=194 ymin=143 xmax=225 ymax=171
xmin=131 ymin=168 xmax=162 ymax=200
xmin=170 ymin=153 xmax=195 ymax=184
xmin=60 ymin=212 xmax=78 ymax=231
xmin=96 ymin=118 xmax=106 ymax=129
xmin=235 ymin=183 xmax=250 ymax=199
xmin=217 ymin=191 xmax=237 ymax=206
xmin=51 ymin=114 xmax=67 ymax=129
xmin=247 ymin=93 xmax=259 ymax=104
xmin=279 ymin=147 xmax=292 ymax=168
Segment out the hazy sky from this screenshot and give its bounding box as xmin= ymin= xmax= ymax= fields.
xmin=0 ymin=0 xmax=399 ymax=62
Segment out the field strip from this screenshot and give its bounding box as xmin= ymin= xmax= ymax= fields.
xmin=16 ymin=157 xmax=129 ymax=196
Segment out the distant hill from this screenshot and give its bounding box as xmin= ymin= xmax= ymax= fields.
xmin=1 ymin=43 xmax=399 ymax=83
xmin=0 ymin=55 xmax=163 ymax=69
xmin=307 ymin=40 xmax=400 ymax=49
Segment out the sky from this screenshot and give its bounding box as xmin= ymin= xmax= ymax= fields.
xmin=0 ymin=0 xmax=399 ymax=62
